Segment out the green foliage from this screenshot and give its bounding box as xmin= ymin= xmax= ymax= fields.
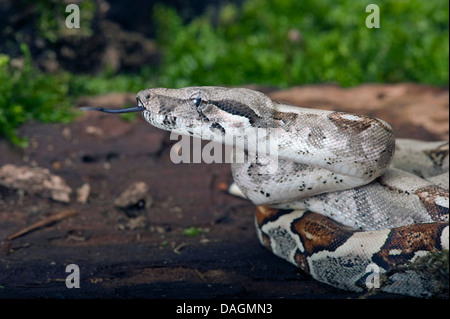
xmin=0 ymin=44 xmax=76 ymax=146
xmin=27 ymin=0 xmax=95 ymax=42
xmin=154 ymin=0 xmax=449 ymax=88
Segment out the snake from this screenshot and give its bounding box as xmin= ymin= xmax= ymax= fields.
xmin=82 ymin=86 xmax=449 ymax=298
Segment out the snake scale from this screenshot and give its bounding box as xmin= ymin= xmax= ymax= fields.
xmin=83 ymin=86 xmax=449 ymax=298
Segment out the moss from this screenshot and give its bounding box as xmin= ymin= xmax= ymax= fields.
xmin=183 ymin=227 xmax=203 ymax=237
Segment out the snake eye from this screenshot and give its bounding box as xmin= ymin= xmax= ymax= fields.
xmin=189 ymin=92 xmax=208 ymax=110
xmin=194 ymin=94 xmax=202 ymax=107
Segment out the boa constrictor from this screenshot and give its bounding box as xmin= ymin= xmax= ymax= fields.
xmin=83 ymin=86 xmax=449 ymax=298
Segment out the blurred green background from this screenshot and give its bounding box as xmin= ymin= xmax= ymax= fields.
xmin=0 ymin=0 xmax=448 ymax=146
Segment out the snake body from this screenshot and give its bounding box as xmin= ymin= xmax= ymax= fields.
xmin=84 ymin=86 xmax=449 ymax=297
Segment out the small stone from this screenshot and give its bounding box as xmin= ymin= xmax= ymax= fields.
xmin=114 ymin=181 xmax=152 ymax=217
xmin=85 ymin=125 xmax=104 ymax=137
xmin=62 ymin=127 xmax=72 ymax=141
xmin=0 ymin=164 xmax=72 ymax=203
xmin=76 ymin=183 xmax=91 ymax=203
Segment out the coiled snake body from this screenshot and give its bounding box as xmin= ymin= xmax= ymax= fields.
xmin=84 ymin=86 xmax=449 ymax=298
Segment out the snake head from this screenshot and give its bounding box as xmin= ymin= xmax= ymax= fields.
xmin=82 ymin=86 xmax=289 ymax=146
xmin=136 ymin=86 xmax=279 ymax=138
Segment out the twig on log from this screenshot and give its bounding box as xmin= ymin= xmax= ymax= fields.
xmin=6 ymin=210 xmax=78 ymax=240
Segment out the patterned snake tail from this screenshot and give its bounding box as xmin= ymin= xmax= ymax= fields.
xmin=82 ymin=86 xmax=449 ymax=298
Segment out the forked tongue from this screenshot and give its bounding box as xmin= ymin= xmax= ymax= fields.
xmin=80 ymin=106 xmax=144 ymax=113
